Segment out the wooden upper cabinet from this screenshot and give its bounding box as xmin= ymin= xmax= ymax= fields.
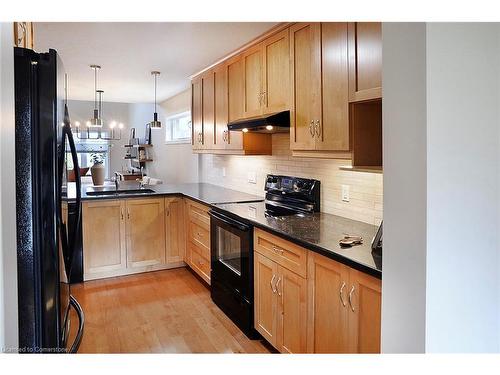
xmin=347 ymin=269 xmax=382 ymax=353
xmin=307 ymin=252 xmax=349 ymax=353
xmin=191 ymin=77 xmax=203 ymax=150
xmin=201 ymin=70 xmax=215 ymax=149
xmin=318 ymin=22 xmax=350 ymax=151
xmin=227 ymin=55 xmax=245 ymax=123
xmin=165 ymin=197 xmax=186 ymax=264
xmin=243 ymin=44 xmax=264 ymax=117
xmin=82 ymin=200 xmax=127 ymax=280
xmin=126 ymin=198 xmax=166 ymax=268
xmin=262 ymin=28 xmax=290 ymax=114
xmin=348 ymin=22 xmax=382 ymax=102
xmin=214 ymin=64 xmax=229 ymax=150
xmin=289 ymin=22 xmax=322 ymax=151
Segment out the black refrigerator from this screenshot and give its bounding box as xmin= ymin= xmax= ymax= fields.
xmin=15 ymin=47 xmax=84 ymax=353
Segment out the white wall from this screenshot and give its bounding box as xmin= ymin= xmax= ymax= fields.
xmin=147 ymin=89 xmax=198 ymax=184
xmin=0 ymin=22 xmax=19 ymax=351
xmin=381 ymin=22 xmax=427 ymax=353
xmin=383 ymin=23 xmax=500 ymax=353
xmin=425 ymin=23 xmax=499 ymax=353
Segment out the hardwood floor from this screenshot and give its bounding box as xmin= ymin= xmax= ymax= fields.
xmin=70 ymin=267 xmax=273 ymax=353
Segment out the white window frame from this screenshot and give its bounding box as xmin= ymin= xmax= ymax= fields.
xmin=165 ymin=110 xmax=192 ymax=144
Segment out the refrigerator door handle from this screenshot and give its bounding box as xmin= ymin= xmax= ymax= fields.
xmin=68 ymin=295 xmax=84 ymax=353
xmin=63 ymin=105 xmax=82 ymax=271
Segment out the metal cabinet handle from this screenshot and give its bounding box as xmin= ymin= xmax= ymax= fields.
xmin=127 ymin=208 xmax=130 ymax=220
xmin=309 ymin=120 xmax=315 ymax=137
xmin=270 ymin=274 xmax=277 ymax=293
xmin=262 ymin=91 xmax=267 ymax=106
xmin=121 ymin=208 xmax=124 ymax=221
xmin=276 ymin=277 xmax=282 ymax=296
xmin=315 ymin=119 xmax=321 ymax=138
xmin=348 ymin=285 xmax=355 ymax=312
xmin=339 ymin=282 xmax=347 ymax=307
xmin=272 ymin=246 xmax=284 ymax=255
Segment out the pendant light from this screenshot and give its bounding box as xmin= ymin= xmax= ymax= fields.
xmin=148 ymin=71 xmax=162 ymax=129
xmin=88 ymin=65 xmax=103 ymax=128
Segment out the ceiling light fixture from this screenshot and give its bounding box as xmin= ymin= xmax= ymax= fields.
xmin=75 ymin=65 xmax=122 ymax=141
xmin=88 ymin=65 xmax=103 ymax=128
xmin=148 ymin=71 xmax=162 ymax=129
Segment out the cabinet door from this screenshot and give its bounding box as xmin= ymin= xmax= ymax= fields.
xmin=227 ymin=56 xmax=245 ymax=122
xmin=165 ymin=197 xmax=186 ymax=264
xmin=202 ymin=70 xmax=215 ymax=149
xmin=307 ymin=252 xmax=349 ymax=353
xmin=262 ymin=28 xmax=290 ymax=114
xmin=126 ymin=198 xmax=166 ymax=268
xmin=318 ymin=22 xmax=350 ymax=151
xmin=243 ymin=44 xmax=264 ymax=117
xmin=191 ymin=77 xmax=203 ymax=150
xmin=254 ymin=252 xmax=279 ymax=348
xmin=82 ymin=200 xmax=126 ymax=279
xmin=348 ymin=22 xmax=382 ymax=102
xmin=214 ymin=64 xmax=228 ymax=150
xmin=278 ymin=266 xmax=307 ymax=353
xmin=289 ymin=23 xmax=321 ymax=151
xmin=347 ymin=269 xmax=382 ymax=353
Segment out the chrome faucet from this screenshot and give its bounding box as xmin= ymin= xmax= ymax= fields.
xmin=114 ymin=172 xmax=120 ymax=191
xmin=139 ymin=166 xmax=146 ymax=189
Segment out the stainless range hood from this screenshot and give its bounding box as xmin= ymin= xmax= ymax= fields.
xmin=227 ymin=110 xmax=290 ymax=133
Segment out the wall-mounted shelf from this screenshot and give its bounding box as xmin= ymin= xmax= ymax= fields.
xmin=339 ymin=165 xmax=382 ymax=174
xmin=131 ymin=158 xmax=153 ymax=163
xmin=124 ymin=144 xmax=153 ymax=148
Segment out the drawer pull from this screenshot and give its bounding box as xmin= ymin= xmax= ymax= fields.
xmin=272 ymin=246 xmax=284 ymax=255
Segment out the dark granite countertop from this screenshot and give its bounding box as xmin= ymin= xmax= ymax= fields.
xmin=64 ymin=181 xmax=264 ymax=206
xmin=213 ymin=201 xmax=382 ymax=278
xmin=66 ymin=181 xmax=381 ymax=278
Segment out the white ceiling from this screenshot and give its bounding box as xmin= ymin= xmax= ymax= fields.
xmin=35 ymin=22 xmax=277 ymax=103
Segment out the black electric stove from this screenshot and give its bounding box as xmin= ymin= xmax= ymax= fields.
xmin=209 ymin=175 xmax=320 ymax=339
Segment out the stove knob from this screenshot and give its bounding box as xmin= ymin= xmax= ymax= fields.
xmin=296 ymin=181 xmax=304 ymax=189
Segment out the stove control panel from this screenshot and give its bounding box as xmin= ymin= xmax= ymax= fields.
xmin=265 ymin=174 xmax=320 ymax=211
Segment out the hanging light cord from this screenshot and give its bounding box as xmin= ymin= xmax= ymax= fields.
xmin=94 ymin=66 xmax=97 ymax=112
xmin=154 ymin=73 xmax=157 ymax=113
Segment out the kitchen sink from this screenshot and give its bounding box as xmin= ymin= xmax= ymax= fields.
xmin=86 ymin=188 xmax=156 ymax=196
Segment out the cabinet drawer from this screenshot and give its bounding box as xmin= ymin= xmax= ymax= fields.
xmin=191 ymin=238 xmax=210 ymax=261
xmin=190 ymin=243 xmax=211 ymax=284
xmin=254 ymin=228 xmax=307 ymax=277
xmin=189 ymin=221 xmax=210 ymax=250
xmin=186 ymin=199 xmax=210 ymax=230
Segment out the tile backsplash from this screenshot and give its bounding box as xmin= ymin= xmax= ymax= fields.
xmin=199 ymin=134 xmax=383 ymax=225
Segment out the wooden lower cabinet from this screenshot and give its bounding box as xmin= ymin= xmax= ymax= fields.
xmin=165 ymin=197 xmax=186 ymax=264
xmin=254 ymin=228 xmax=381 ymax=354
xmin=254 ymin=251 xmax=307 ymax=353
xmin=82 ymin=197 xmax=182 ymax=281
xmin=82 ymin=200 xmax=127 ymax=280
xmin=307 ymin=251 xmax=381 ymax=353
xmin=126 ymin=198 xmax=166 ymax=268
xmin=254 ymin=252 xmax=279 ymax=347
xmin=184 ymin=199 xmax=211 ymax=284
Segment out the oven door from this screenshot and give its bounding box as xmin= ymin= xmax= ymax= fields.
xmin=209 ymin=210 xmax=252 ymax=299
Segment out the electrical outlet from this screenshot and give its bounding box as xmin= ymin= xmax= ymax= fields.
xmin=222 ymin=167 xmax=226 ymax=177
xmin=247 ymin=171 xmax=257 ymax=184
xmin=341 ymin=184 xmax=350 ymax=202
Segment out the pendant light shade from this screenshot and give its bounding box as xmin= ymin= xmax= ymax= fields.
xmin=88 ymin=65 xmax=104 ymax=128
xmin=148 ymin=71 xmax=162 ymax=129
